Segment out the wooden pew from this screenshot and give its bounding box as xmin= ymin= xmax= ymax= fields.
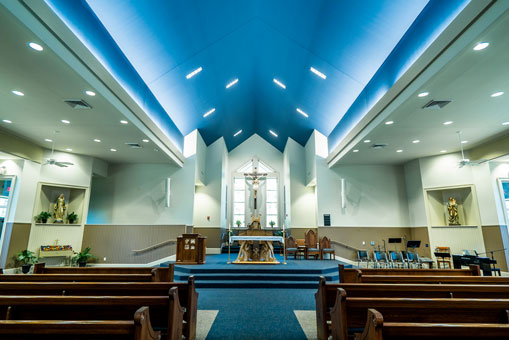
xmin=0 ymin=269 xmax=173 ymax=282
xmin=328 ymin=290 xmax=509 ymax=340
xmin=315 ymin=277 xmax=509 ymax=340
xmin=356 ymin=308 xmax=509 ymax=340
xmin=359 ymin=275 xmax=509 ymax=284
xmin=0 ymin=288 xmax=184 ymax=340
xmin=33 ymin=263 xmax=174 ymax=282
xmin=0 ymin=277 xmax=198 ymax=340
xmin=0 ymin=306 xmax=160 ymax=340
xmin=339 ymin=264 xmax=479 ymax=283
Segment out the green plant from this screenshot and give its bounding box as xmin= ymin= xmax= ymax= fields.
xmin=35 ymin=211 xmax=51 ymax=223
xmin=274 ymin=230 xmax=283 ymax=237
xmin=67 ymin=211 xmax=78 ymax=224
xmin=72 ymin=247 xmax=96 ymax=264
xmin=269 ymin=220 xmax=276 ymax=227
xmin=17 ymin=249 xmax=38 ymax=265
xmin=235 ymin=220 xmax=242 ymax=227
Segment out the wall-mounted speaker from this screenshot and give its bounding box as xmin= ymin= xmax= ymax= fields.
xmin=324 ymin=214 xmax=331 ymax=226
xmin=341 ymin=178 xmax=345 ymax=209
xmin=165 ymin=178 xmax=171 ymax=208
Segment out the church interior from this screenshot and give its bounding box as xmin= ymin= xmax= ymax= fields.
xmin=1 ymin=0 xmax=509 ymax=339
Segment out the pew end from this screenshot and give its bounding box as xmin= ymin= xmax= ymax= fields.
xmin=355 ymin=309 xmax=383 ymax=340
xmin=168 ymin=287 xmax=185 ymax=340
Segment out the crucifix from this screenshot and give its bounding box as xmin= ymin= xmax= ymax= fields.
xmin=244 ymin=167 xmax=267 ymax=211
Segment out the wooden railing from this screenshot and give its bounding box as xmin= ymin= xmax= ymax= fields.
xmin=331 ymin=240 xmax=361 ymax=252
xmin=132 ymin=239 xmax=177 ymax=254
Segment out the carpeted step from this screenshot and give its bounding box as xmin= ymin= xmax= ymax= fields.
xmin=173 ymin=266 xmax=338 ymax=275
xmin=174 ymin=272 xmax=338 ymax=282
xmin=194 ymin=280 xmax=327 ymax=289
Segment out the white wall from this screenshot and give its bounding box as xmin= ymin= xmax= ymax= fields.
xmin=193 ymin=138 xmax=227 ymax=228
xmin=88 ymin=161 xmax=195 ymax=225
xmin=284 ymin=138 xmax=316 ymax=228
xmin=316 ymin=160 xmax=410 ymax=227
xmin=404 ymin=159 xmax=427 ymax=227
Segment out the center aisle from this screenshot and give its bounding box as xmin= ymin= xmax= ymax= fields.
xmin=197 ymin=288 xmax=317 ymax=340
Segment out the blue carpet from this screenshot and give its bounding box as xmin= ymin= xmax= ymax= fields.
xmin=198 ymin=288 xmax=315 ymax=340
xmin=164 ymin=254 xmax=349 ymax=288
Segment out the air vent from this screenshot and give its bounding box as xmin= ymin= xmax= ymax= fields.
xmin=64 ymin=99 xmax=92 ymax=109
xmin=125 ymin=142 xmax=142 ymax=149
xmin=422 ymin=100 xmax=452 ymax=110
xmin=371 ymin=143 xmax=388 ymax=149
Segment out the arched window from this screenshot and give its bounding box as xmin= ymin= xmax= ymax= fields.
xmin=232 ymin=158 xmax=278 ymax=228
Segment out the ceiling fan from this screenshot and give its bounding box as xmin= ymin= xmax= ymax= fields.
xmin=457 ymin=131 xmax=486 ymax=168
xmin=43 ymin=131 xmax=74 ymax=168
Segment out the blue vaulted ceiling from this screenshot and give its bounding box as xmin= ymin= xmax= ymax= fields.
xmin=45 ymin=0 xmax=468 ymax=152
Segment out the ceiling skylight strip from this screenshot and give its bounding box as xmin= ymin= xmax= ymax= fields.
xmin=226 ymin=78 xmax=239 ymax=89
xmin=186 ymin=66 xmax=202 ymax=79
xmin=310 ymin=67 xmax=326 ymax=79
xmin=234 ymin=130 xmax=242 ymax=137
xmin=296 ymin=108 xmax=308 ymax=118
xmin=203 ymin=108 xmax=216 ymax=118
xmin=273 ymin=78 xmax=286 ymax=89
xmin=269 ymin=130 xmax=278 ymax=137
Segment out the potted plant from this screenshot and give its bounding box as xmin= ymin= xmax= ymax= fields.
xmin=67 ymin=211 xmax=78 ymax=224
xmin=35 ymin=211 xmax=52 ymax=224
xmin=235 ymin=220 xmax=242 ymax=228
xmin=17 ymin=249 xmax=38 ymax=274
xmin=72 ymin=247 xmax=96 ymax=267
xmin=269 ymin=220 xmax=276 ymax=228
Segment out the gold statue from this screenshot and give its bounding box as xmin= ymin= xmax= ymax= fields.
xmin=53 ymin=194 xmax=67 ymax=223
xmin=447 ymin=196 xmax=459 ymax=225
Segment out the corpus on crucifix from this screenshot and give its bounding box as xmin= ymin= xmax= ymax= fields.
xmin=244 ymin=167 xmax=267 ymax=212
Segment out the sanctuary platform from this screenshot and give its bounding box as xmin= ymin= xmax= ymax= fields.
xmin=163 ymin=254 xmax=349 ymax=288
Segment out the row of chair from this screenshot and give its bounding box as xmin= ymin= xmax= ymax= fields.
xmin=357 ymin=250 xmax=424 ymax=268
xmin=286 ymin=230 xmax=336 ymax=260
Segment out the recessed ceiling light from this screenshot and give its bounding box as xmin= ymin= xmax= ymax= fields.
xmin=2 ymin=120 xmax=12 ymax=124
xmin=352 ymin=149 xmax=359 ymax=153
xmin=296 ymin=108 xmax=308 ymax=118
xmin=269 ymin=130 xmax=278 ymax=137
xmin=65 ymin=148 xmax=72 ymax=152
xmin=461 ymin=140 xmax=468 ymax=144
xmin=94 ymin=139 xmax=101 ymax=142
xmin=226 ymin=78 xmax=238 ymax=89
xmin=412 ymin=140 xmax=420 ymax=144
xmin=418 ymin=92 xmax=429 ymax=97
xmin=443 ymin=121 xmax=453 ymax=125
xmin=61 ymin=119 xmax=70 ymax=124
xmin=28 ymin=42 xmax=43 ymax=51
xmin=234 ymin=130 xmax=242 ymax=137
xmin=186 ymin=66 xmax=202 ymax=79
xmin=273 ymin=78 xmax=286 ymax=89
xmin=473 ymin=42 xmax=489 ymax=51
xmin=385 ymin=121 xmax=394 ymax=125
xmin=440 ymin=150 xmax=447 ymax=153
xmin=310 ymin=67 xmax=326 ymax=79
xmin=45 ymin=138 xmax=52 ymax=142
xmin=503 ymin=122 xmax=509 ymax=126
xmin=363 ymin=139 xmax=371 ymax=143
xmin=85 ymin=90 xmax=96 ymax=96
xmin=491 ymin=91 xmax=504 ymax=97
xmin=203 ymin=108 xmax=216 ymax=118
xmin=110 ymin=148 xmax=117 ymax=152
xmin=142 ymin=139 xmax=149 ymax=143
xmin=396 ymin=149 xmax=403 ymax=153
xmin=120 ymin=120 xmax=128 ymax=124
xmin=11 ymin=90 xmax=24 ymax=96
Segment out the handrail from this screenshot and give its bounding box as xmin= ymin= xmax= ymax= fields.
xmin=331 ymin=240 xmax=361 ymax=252
xmin=132 ymin=239 xmax=177 ymax=254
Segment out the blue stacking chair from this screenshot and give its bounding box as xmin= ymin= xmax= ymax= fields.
xmin=373 ymin=251 xmax=389 ymax=268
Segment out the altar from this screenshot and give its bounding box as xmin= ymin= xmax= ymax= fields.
xmin=228 ymin=166 xmax=286 ymax=264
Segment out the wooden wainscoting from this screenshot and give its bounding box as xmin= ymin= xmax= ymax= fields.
xmin=82 ymin=224 xmax=186 ymax=264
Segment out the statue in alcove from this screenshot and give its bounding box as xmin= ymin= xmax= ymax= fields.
xmin=53 ymin=194 xmax=67 ymax=223
xmin=447 ymin=196 xmax=460 ymax=225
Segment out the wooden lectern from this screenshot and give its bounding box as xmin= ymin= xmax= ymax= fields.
xmin=176 ymin=233 xmax=207 ymax=264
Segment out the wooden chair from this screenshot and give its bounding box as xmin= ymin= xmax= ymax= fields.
xmin=305 ymin=230 xmax=320 ymax=259
xmin=296 ymin=238 xmax=307 ymax=259
xmin=285 ymin=236 xmax=298 ymax=259
xmin=319 ymin=237 xmax=335 ymax=260
xmin=435 ymin=246 xmax=452 ymax=269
